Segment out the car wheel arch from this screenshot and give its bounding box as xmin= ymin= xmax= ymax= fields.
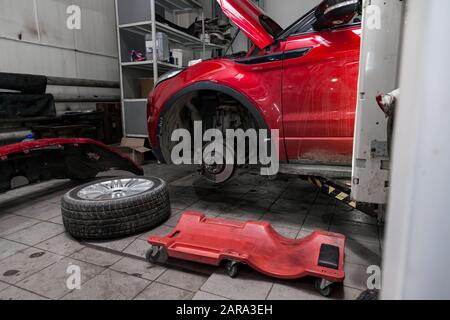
xmin=155 ymin=81 xmax=270 ymax=163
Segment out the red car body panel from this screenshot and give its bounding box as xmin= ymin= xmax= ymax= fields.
xmin=147 ymin=1 xmax=361 ymax=164
xmin=282 ymin=27 xmax=361 ymax=163
xmin=148 ymin=52 xmax=289 ymax=160
xmin=216 ymin=0 xmax=277 ymax=49
xmin=0 ymin=138 xmax=143 ymax=193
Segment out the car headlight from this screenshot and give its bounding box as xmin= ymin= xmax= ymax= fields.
xmin=155 ymin=68 xmax=185 ymax=88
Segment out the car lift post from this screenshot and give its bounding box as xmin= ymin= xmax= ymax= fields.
xmin=382 ymin=0 xmax=450 ymax=299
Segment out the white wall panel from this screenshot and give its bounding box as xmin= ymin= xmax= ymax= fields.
xmin=0 ymin=0 xmax=39 ymax=42
xmin=74 ymin=0 xmax=118 ymax=57
xmin=75 ymin=51 xmax=119 ymax=80
xmin=36 ymin=0 xmax=75 ymax=48
xmin=0 ymin=38 xmax=78 ymax=77
xmin=0 ymin=0 xmax=120 ymax=112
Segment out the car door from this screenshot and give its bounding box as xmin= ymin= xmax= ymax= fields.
xmin=281 ymin=13 xmax=361 ymax=164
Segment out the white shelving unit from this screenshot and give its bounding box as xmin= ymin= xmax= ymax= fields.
xmin=115 ymin=0 xmax=223 ymax=137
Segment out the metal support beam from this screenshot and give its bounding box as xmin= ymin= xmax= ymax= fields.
xmin=53 ymin=95 xmax=120 ymax=103
xmin=351 ymin=0 xmax=405 ymax=204
xmin=47 ymin=76 xmax=119 ymax=88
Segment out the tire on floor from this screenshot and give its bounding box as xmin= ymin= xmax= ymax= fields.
xmin=61 ymin=177 xmax=171 ymax=239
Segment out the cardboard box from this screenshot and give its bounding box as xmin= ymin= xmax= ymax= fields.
xmin=117 ymin=138 xmax=151 ymax=165
xmin=139 ymin=78 xmax=154 ymax=99
xmin=172 ymin=49 xmax=184 ymax=68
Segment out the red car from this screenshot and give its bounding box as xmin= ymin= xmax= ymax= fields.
xmin=148 ymin=0 xmax=361 ymax=182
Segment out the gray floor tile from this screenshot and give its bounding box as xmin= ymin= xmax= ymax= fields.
xmin=86 ymin=236 xmax=136 ymax=252
xmin=0 ymin=239 xmax=28 ymax=261
xmin=218 ymin=208 xmax=264 ymax=222
xmin=139 ymin=225 xmax=174 ymax=240
xmin=6 ymin=201 xmax=61 ymax=221
xmin=344 ymin=262 xmax=369 ymax=291
xmin=157 ymin=268 xmax=208 ymax=292
xmin=244 ymin=189 xmax=281 ymax=203
xmin=35 ymin=233 xmax=84 ymax=256
xmin=267 ymin=280 xmax=326 ymax=300
xmin=301 ymin=214 xmax=332 ymax=232
xmin=227 ymin=197 xmax=275 ymax=212
xmin=48 ymin=215 xmax=63 ymax=225
xmin=134 ymin=282 xmax=193 ymax=300
xmin=70 ymin=247 xmax=121 ymax=268
xmin=5 ymin=222 xmax=65 ymax=246
xmin=171 ymin=196 xmax=200 ymax=210
xmin=165 ymin=212 xmax=183 ymax=227
xmin=185 ymin=200 xmax=227 ymax=216
xmin=201 ymin=269 xmax=273 ymax=300
xmin=330 ymin=221 xmax=379 ymax=243
xmin=62 ymin=269 xmax=150 ymax=300
xmin=192 ymin=291 xmax=229 ymax=300
xmin=280 ymin=188 xmax=316 ymax=201
xmin=272 ymin=226 xmax=299 ymax=239
xmin=270 ymin=199 xmax=310 ymax=215
xmin=0 ymin=285 xmax=48 ymax=300
xmin=334 ymin=204 xmax=378 ymax=225
xmin=267 ymin=280 xmax=362 ymax=300
xmin=0 ymin=281 xmax=9 ymax=292
xmin=262 ymin=212 xmax=307 ymax=229
xmin=0 ymin=214 xmax=41 ymax=237
xmin=123 ymin=239 xmax=151 ymax=258
xmin=0 ymin=248 xmax=63 ymax=284
xmin=345 ymin=239 xmax=381 ymax=266
xmin=314 ymin=193 xmax=337 ymax=205
xmin=308 ymin=204 xmax=336 ymax=217
xmin=297 ymin=230 xmax=313 ymax=239
xmin=110 ymin=257 xmax=166 ymax=281
xmin=16 ymin=258 xmax=104 ymax=299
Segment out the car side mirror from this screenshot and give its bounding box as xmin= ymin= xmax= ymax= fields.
xmin=313 ymin=0 xmax=360 ymax=31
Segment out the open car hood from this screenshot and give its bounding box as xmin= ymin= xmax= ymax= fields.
xmin=0 ymin=138 xmax=143 ymax=193
xmin=216 ymin=0 xmax=282 ymax=49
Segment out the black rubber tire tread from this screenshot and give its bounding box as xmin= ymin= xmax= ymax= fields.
xmin=61 ymin=177 xmax=171 ymax=239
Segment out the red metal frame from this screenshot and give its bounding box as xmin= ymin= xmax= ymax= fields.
xmin=0 ymin=138 xmax=143 ymax=193
xmin=0 ymin=138 xmax=125 ymax=158
xmin=148 ymin=212 xmax=345 ymax=282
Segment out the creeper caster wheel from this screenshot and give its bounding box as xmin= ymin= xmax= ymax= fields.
xmin=146 ymin=245 xmax=167 ymax=264
xmin=226 ymin=261 xmax=239 ymax=278
xmin=315 ymin=278 xmax=333 ymax=297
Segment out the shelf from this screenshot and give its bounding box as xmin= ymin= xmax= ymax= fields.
xmin=119 ymin=21 xmax=226 ymax=50
xmin=157 ymin=0 xmax=202 ymax=12
xmin=122 ymin=60 xmax=178 ymax=72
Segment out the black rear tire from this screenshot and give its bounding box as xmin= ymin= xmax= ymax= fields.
xmin=61 ymin=177 xmax=171 ymax=240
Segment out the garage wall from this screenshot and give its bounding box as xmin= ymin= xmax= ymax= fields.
xmin=266 ymin=0 xmax=320 ymax=28
xmin=0 ymin=0 xmax=119 ymax=113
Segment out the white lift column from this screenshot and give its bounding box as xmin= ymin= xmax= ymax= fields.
xmin=351 ymin=0 xmax=405 ymax=205
xmin=382 ymin=0 xmax=450 ymax=299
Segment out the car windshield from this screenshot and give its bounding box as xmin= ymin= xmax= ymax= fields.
xmin=277 ymin=5 xmax=362 ymax=39
xmin=277 ymin=7 xmax=317 ymax=39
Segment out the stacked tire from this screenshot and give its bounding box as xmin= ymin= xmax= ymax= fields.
xmin=61 ymin=177 xmax=171 ymax=240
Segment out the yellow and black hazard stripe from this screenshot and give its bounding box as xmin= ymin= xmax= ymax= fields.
xmin=303 ymin=176 xmax=377 ymax=217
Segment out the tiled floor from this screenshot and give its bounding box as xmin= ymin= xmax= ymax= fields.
xmin=0 ymin=163 xmax=383 ymax=300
